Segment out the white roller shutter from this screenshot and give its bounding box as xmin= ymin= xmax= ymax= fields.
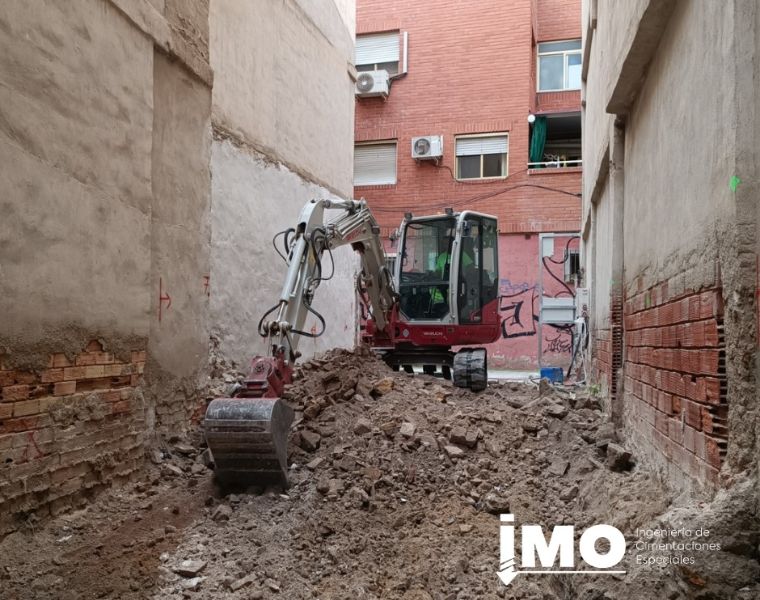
xmin=355 ymin=32 xmax=400 ymax=66
xmin=456 ymin=135 xmax=509 ymax=156
xmin=354 ymin=143 xmax=397 ymax=185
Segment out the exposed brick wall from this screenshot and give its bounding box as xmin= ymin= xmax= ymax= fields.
xmin=355 ymin=0 xmax=581 ymax=234
xmin=592 ymin=328 xmax=612 ymax=390
xmin=536 ymin=0 xmax=582 ymax=41
xmin=623 ymin=286 xmax=727 ymax=487
xmin=0 ymin=340 xmax=146 ymax=534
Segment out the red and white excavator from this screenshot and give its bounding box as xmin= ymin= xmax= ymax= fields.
xmin=204 ymin=198 xmax=501 ymax=484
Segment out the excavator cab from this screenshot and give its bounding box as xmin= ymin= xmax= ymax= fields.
xmin=396 ymin=211 xmax=499 ymax=328
xmin=386 ymin=210 xmax=501 ymax=388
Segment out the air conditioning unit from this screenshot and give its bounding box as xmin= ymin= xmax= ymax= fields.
xmin=411 ymin=135 xmax=444 ymax=160
xmin=355 ymin=70 xmax=390 ymax=98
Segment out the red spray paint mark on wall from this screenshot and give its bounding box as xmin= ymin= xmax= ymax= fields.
xmin=158 ymin=277 xmax=172 ymax=322
xmin=20 ymin=431 xmax=44 ymax=463
xmin=203 ymin=275 xmax=210 ymax=297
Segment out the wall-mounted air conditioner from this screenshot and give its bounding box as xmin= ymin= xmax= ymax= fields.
xmin=411 ymin=135 xmax=444 ymax=160
xmin=355 ymin=70 xmax=390 ymax=99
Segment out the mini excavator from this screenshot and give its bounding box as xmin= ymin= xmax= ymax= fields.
xmin=204 ymin=199 xmax=501 ymax=484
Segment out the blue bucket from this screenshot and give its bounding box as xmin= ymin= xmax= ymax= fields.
xmin=540 ymin=366 xmax=564 ymax=384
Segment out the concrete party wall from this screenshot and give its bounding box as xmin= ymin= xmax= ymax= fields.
xmin=209 ymin=140 xmax=357 ymax=370
xmin=209 ymin=0 xmax=356 ymax=198
xmin=208 ymin=0 xmax=358 ymax=369
xmin=147 ymin=52 xmax=212 ymax=431
xmin=0 ymin=0 xmax=212 ymax=533
xmin=0 ymin=0 xmax=153 ymax=359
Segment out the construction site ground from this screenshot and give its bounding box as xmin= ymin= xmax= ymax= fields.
xmin=1 ymin=349 xmax=758 ymax=600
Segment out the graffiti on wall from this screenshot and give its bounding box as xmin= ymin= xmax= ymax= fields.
xmin=543 ymin=331 xmax=573 ymax=354
xmin=499 ymin=287 xmax=538 ymax=338
xmin=499 ymin=278 xmax=532 ymax=295
xmin=497 ymin=285 xmax=574 ymax=354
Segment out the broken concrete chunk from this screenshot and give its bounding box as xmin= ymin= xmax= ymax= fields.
xmin=371 ymin=377 xmax=395 ymax=397
xmin=559 ymin=484 xmax=579 ymax=502
xmin=230 ymin=574 xmax=256 ymax=592
xmin=606 ymin=443 xmax=633 ymax=471
xmin=162 ymin=464 xmax=183 ymax=477
xmin=399 ymin=421 xmax=417 ymax=438
xmin=483 ymin=492 xmax=510 ymax=515
xmin=211 ymin=504 xmax=232 ymax=522
xmin=299 ymin=430 xmax=322 ymax=452
xmin=595 ymin=422 xmax=617 ymax=446
xmin=172 ymin=442 xmax=195 ymax=456
xmin=548 ymin=459 xmax=569 ymax=477
xmin=545 ymin=403 xmax=569 ymax=419
xmin=328 ymin=478 xmax=345 ymax=496
xmin=172 ymin=560 xmax=206 ymax=577
xmin=180 ymin=577 xmax=203 ymax=591
xmin=444 ymin=445 xmax=465 ymax=459
xmin=305 ymin=457 xmax=324 ymax=470
xmin=450 ymin=426 xmax=478 ymax=449
xmin=353 ymin=417 xmax=372 ymax=436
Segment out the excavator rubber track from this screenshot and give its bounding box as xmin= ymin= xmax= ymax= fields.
xmin=204 ymin=397 xmax=294 ymax=486
xmin=452 ymin=347 xmax=488 ymax=392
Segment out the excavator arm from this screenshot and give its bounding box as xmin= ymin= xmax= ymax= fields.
xmin=259 ymin=198 xmax=395 ymax=363
xmin=204 ymin=198 xmax=395 ymax=486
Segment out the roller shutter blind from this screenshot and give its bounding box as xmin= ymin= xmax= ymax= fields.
xmin=456 ymin=136 xmax=509 ymax=156
xmin=354 ymin=143 xmax=397 ymax=185
xmin=355 ymin=32 xmax=400 ymax=66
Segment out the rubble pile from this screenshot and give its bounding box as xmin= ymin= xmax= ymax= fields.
xmin=2 ymin=348 xmax=758 ymax=599
xmin=153 ymin=349 xmax=671 ymax=599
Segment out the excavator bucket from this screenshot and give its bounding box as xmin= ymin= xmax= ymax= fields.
xmin=204 ymin=397 xmax=294 ymax=486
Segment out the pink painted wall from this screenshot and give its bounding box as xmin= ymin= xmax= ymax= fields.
xmin=488 ymin=233 xmax=579 ymax=370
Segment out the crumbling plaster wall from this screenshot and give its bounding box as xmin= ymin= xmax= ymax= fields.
xmin=209 ymin=0 xmax=358 ymax=369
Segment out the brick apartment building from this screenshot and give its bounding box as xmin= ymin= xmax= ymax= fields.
xmin=354 ymin=0 xmax=583 ymax=371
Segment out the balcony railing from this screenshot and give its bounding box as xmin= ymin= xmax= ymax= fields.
xmin=528 ymin=159 xmax=582 ymax=169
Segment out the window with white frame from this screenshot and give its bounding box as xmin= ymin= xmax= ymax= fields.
xmin=537 ymin=39 xmax=582 ymax=91
xmin=355 ymin=32 xmax=400 ymax=75
xmin=354 ymin=142 xmax=397 ymax=186
xmin=455 ymin=134 xmax=508 ymax=180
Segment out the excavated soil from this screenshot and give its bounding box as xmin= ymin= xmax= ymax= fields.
xmin=1 ymin=348 xmax=758 ymax=599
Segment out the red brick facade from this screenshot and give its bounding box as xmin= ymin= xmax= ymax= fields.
xmin=355 ymin=0 xmax=582 ymax=234
xmin=623 ymin=285 xmax=727 ymax=485
xmin=0 ymin=340 xmax=146 ymax=534
xmin=356 ymin=0 xmax=582 ymax=369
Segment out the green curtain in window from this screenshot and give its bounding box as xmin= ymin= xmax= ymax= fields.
xmin=529 ymin=116 xmax=547 ymax=164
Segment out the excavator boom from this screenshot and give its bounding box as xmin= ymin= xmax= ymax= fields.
xmin=204 ymin=199 xmax=394 ymax=485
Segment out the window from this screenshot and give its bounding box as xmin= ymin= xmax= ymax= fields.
xmin=564 ymin=249 xmax=581 ymax=283
xmin=455 ymin=135 xmax=508 ymax=180
xmin=529 ymin=112 xmax=582 ymax=168
xmin=354 ymin=142 xmax=397 ymax=185
xmin=356 ymin=32 xmax=400 ymax=75
xmin=538 ymin=39 xmax=582 ymax=91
